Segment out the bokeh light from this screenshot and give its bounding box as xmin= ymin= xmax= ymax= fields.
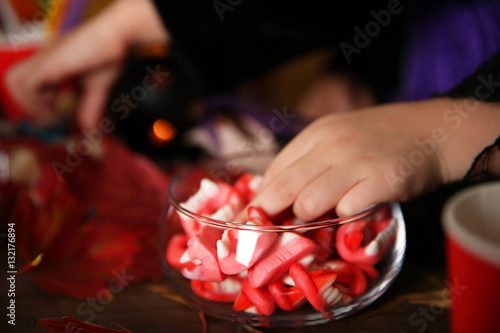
xmin=149 ymin=119 xmax=176 ymax=145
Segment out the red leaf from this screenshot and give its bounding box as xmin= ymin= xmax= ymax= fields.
xmin=12 ymin=185 xmax=139 ymax=299
xmin=61 ymin=137 xmax=169 ymax=228
xmin=35 ymin=317 xmax=133 ymax=333
xmin=9 ymin=136 xmax=171 ymax=299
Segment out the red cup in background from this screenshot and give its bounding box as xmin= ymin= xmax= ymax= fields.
xmin=0 ymin=44 xmax=38 ymax=120
xmin=442 ymin=182 xmax=500 ymax=333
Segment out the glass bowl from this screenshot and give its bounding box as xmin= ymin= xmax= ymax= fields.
xmin=158 ymin=163 xmax=406 ymax=327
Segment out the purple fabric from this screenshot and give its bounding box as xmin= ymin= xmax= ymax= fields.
xmin=397 ymin=0 xmax=500 ymax=101
xmin=199 ymin=95 xmax=307 ymax=148
xmin=60 ymin=0 xmax=87 ymax=32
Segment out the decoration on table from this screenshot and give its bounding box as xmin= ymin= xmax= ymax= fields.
xmin=1 ymin=135 xmax=170 ymax=299
xmin=184 ymin=95 xmax=306 ymax=168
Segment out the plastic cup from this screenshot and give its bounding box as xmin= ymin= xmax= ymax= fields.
xmin=442 ymin=182 xmax=500 ymax=333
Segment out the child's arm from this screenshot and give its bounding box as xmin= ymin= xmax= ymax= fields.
xmin=249 ymin=97 xmax=500 ymax=221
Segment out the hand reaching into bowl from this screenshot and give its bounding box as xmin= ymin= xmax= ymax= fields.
xmin=248 ymin=97 xmax=500 ymax=221
xmin=5 ymin=0 xmax=169 ymax=130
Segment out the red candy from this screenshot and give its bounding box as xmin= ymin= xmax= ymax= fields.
xmin=181 ymin=235 xmax=224 ymax=282
xmin=233 ymin=289 xmax=255 ymax=313
xmin=191 ymin=277 xmax=242 ymax=302
xmin=316 ymin=260 xmax=367 ymax=298
xmin=236 ymin=208 xmax=278 ymax=268
xmin=217 ymin=230 xmax=248 ymax=275
xmin=356 ymin=263 xmax=380 ymax=285
xmin=180 ymin=179 xmax=243 ymax=238
xmin=309 ymin=227 xmax=336 ymax=263
xmin=289 ymin=263 xmax=340 ymax=314
xmin=241 ymin=278 xmax=276 ymax=315
xmin=267 ymin=277 xmax=307 ymax=311
xmin=166 ymin=175 xmax=397 ymax=315
xmin=234 ymin=173 xmax=262 ymax=204
xmin=166 ymin=234 xmax=191 ymax=269
xmin=336 ymin=214 xmax=397 ymax=266
xmin=217 ymin=207 xmax=278 ymax=275
xmin=247 ymin=231 xmax=317 ymax=288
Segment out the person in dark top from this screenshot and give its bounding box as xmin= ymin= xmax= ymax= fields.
xmin=5 ymin=0 xmax=500 ymax=220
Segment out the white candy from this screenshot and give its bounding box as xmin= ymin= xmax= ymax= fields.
xmin=365 ymin=217 xmax=397 ymax=256
xmin=182 ymin=178 xmax=218 ymax=211
xmin=236 ymin=222 xmax=260 ymax=266
xmin=216 ymin=230 xmax=231 ymax=259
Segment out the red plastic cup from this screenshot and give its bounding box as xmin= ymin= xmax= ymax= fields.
xmin=0 ymin=43 xmax=38 ymax=120
xmin=442 ymin=182 xmax=500 ymax=333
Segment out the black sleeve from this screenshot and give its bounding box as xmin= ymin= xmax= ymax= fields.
xmin=445 ymin=50 xmax=500 ymax=102
xmin=443 ymin=50 xmax=500 ymax=182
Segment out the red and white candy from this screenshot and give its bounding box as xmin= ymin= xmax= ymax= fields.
xmin=267 ymin=275 xmax=307 ymax=311
xmin=336 ymin=214 xmax=397 ymax=266
xmin=191 ymin=276 xmax=242 ymax=303
xmin=180 ymin=178 xmax=244 ymax=238
xmin=180 ymin=235 xmax=224 ymax=282
xmin=217 ymin=207 xmax=278 ymax=275
xmin=166 ymin=174 xmax=397 ymax=315
xmin=247 ymin=231 xmax=317 ymax=288
xmin=234 ymin=173 xmax=262 ymax=204
xmin=233 ymin=278 xmax=276 ymax=315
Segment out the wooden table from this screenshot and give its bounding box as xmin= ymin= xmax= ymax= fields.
xmin=2 ymin=256 xmax=450 ymax=333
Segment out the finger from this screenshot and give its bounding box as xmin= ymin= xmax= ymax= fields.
xmin=77 ymin=65 xmax=122 ymax=130
xmin=6 ymin=37 xmax=98 ymax=115
xmin=20 ymin=38 xmax=83 ymax=91
xmin=7 ymin=64 xmax=57 ymax=120
xmin=76 ymin=63 xmax=122 ymax=130
xmin=13 ymin=14 xmax=124 ymax=104
xmin=293 ymin=163 xmax=363 ymax=221
xmin=248 ymin=150 xmax=330 ymax=218
xmin=76 ymin=87 xmax=108 ymax=130
xmin=336 ymin=175 xmax=394 ymax=217
xmin=5 ymin=60 xmax=43 ymax=115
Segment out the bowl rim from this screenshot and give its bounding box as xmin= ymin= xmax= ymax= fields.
xmin=168 ymin=168 xmax=386 ymax=232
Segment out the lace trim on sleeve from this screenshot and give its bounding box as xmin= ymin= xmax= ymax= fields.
xmin=443 ymin=50 xmax=500 ymax=182
xmin=465 ymin=137 xmax=500 ymax=182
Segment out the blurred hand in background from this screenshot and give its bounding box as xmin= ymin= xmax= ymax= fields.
xmin=5 ymin=0 xmax=169 ymax=130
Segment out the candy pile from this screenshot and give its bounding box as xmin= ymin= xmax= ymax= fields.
xmin=165 ymin=174 xmax=397 ymax=316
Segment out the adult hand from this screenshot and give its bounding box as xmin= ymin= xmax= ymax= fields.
xmin=6 ymin=0 xmax=169 ymax=130
xmin=248 ymin=97 xmax=500 ymax=221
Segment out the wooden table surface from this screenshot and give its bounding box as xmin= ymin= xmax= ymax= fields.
xmin=1 ymin=256 xmax=450 ymax=333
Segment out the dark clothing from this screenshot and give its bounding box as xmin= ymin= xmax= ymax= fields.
xmin=153 ymin=0 xmax=401 ymax=96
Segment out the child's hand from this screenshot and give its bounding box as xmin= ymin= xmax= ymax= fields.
xmin=248 ymin=98 xmax=500 ymax=221
xmin=6 ymin=0 xmax=168 ymax=130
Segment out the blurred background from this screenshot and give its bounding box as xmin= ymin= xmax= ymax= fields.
xmin=0 ymin=0 xmax=451 ymax=269
xmin=0 ymin=0 xmax=204 ymax=159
